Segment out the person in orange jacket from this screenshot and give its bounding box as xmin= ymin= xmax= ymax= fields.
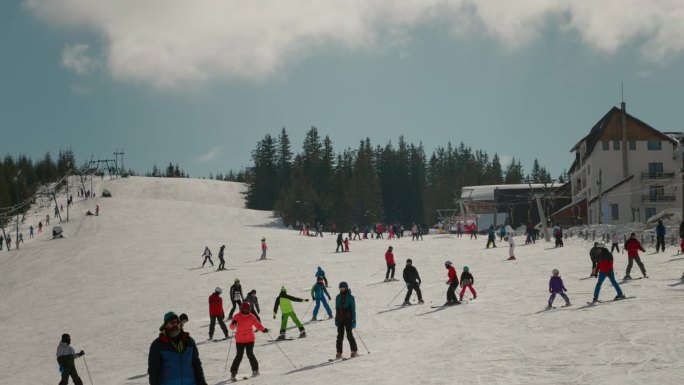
xmin=228 ymin=303 xmax=269 ymax=381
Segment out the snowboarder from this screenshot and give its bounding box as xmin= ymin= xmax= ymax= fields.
xmin=591 ymin=243 xmax=625 ymax=303
xmin=208 ymin=287 xmax=229 ymax=340
xmin=384 ymin=246 xmax=396 ymax=282
xmin=228 ymin=303 xmax=269 ymax=381
xmin=148 ymin=312 xmax=207 ymax=385
xmin=336 ymin=233 xmax=344 ymax=253
xmin=334 ymin=281 xmax=358 ymax=359
xmin=315 ymin=266 xmax=329 ymax=287
xmin=311 ymin=277 xmax=333 ymax=320
xmin=445 ymin=261 xmax=460 ymax=305
xmin=655 ymin=219 xmax=666 ymax=252
xmin=244 ymin=289 xmax=261 ymax=322
xmin=201 ymin=246 xmax=214 ymax=267
xmin=547 ymin=269 xmax=571 ymax=308
xmin=459 ymin=266 xmax=477 ymax=301
xmin=506 ymin=234 xmax=516 ymax=260
xmin=486 ymin=225 xmax=497 ymax=248
xmin=56 ymin=333 xmax=85 ymax=385
xmin=624 ymin=233 xmax=648 ymax=279
xmin=273 ymin=286 xmax=309 ymax=339
xmin=228 ymin=279 xmax=245 ymax=319
xmin=402 ymin=258 xmax=423 ymax=305
xmin=217 ymin=244 xmax=226 ymax=270
xmin=259 ymin=238 xmax=267 ymax=260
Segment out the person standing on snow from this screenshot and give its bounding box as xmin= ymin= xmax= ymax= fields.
xmin=228 ymin=303 xmax=269 ymax=381
xmin=547 ymin=269 xmax=571 ymax=308
xmin=505 ymin=234 xmax=516 ymax=260
xmin=384 ymin=246 xmax=397 ymax=282
xmin=201 ymin=246 xmax=214 ymax=268
xmin=444 ymin=261 xmax=460 ymax=306
xmin=655 ymin=219 xmax=666 ymax=252
xmin=498 ymin=224 xmax=506 ymax=242
xmin=336 ymin=233 xmax=344 ymax=253
xmin=486 ymin=225 xmax=497 ymax=248
xmin=273 ymin=286 xmax=309 ymax=340
xmin=589 ymin=242 xmax=601 ymax=278
xmin=315 ymin=266 xmax=329 ymax=287
xmin=217 ymin=245 xmax=226 ymax=271
xmin=402 ymin=258 xmax=424 ymax=305
xmin=343 ymin=237 xmax=350 ymax=252
xmin=56 ymin=333 xmax=85 ymax=385
xmin=208 ymin=287 xmax=229 ymax=340
xmin=459 ymin=266 xmax=477 ymax=301
xmin=244 ymin=289 xmax=261 ymax=322
xmin=610 ymin=231 xmax=620 ymax=253
xmin=334 ymin=281 xmax=358 ymax=359
xmin=227 ymin=279 xmax=245 ymax=319
xmin=623 ymin=233 xmax=648 ymax=279
xmin=591 ymin=243 xmax=626 ymax=303
xmin=259 ymin=238 xmax=268 ymax=260
xmin=311 ymin=276 xmax=333 ymax=320
xmin=148 ymin=312 xmax=207 ymax=385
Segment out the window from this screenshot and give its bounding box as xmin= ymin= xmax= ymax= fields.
xmin=602 ymin=141 xmax=609 ymax=150
xmin=611 ymin=204 xmax=619 ymax=220
xmin=613 ymin=140 xmax=621 ymax=150
xmin=649 ymin=185 xmax=664 ymax=201
xmin=648 ymin=163 xmax=663 ymax=178
xmin=647 ymin=140 xmax=662 ymax=150
xmin=645 ymin=207 xmax=656 ymax=220
xmin=629 ymin=141 xmax=636 ymax=150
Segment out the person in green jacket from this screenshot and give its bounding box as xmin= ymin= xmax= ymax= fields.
xmin=273 ymin=286 xmax=309 ymax=340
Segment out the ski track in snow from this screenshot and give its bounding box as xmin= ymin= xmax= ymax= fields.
xmin=1 ymin=176 xmax=684 ymax=384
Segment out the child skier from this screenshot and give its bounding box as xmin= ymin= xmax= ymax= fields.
xmin=201 ymin=246 xmax=214 ymax=267
xmin=335 ymin=281 xmax=358 ymax=359
xmin=311 ymin=277 xmax=333 ymax=321
xmin=343 ymin=237 xmax=350 ymax=252
xmin=506 ymin=234 xmax=516 ymax=260
xmin=229 ymin=303 xmax=269 ymax=381
xmin=547 ymin=269 xmax=571 ymax=308
xmin=208 ymin=287 xmax=229 ymax=340
xmin=459 ymin=266 xmax=477 ymax=301
xmin=259 ymin=238 xmax=267 ymax=260
xmin=56 ymin=333 xmax=85 ymax=385
xmin=486 ymin=225 xmax=497 ymax=248
xmin=273 ymin=286 xmax=309 ymax=340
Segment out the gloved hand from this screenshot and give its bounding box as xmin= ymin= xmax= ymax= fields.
xmin=262 ymin=328 xmax=269 ymax=333
xmin=59 ymin=364 xmax=64 ymax=373
xmin=405 ymin=283 xmax=410 ymax=289
xmin=231 ymin=320 xmax=237 ymax=327
xmin=304 ymin=299 xmax=310 ymax=302
xmin=273 ymin=313 xmax=276 ymax=319
xmin=563 ymin=288 xmax=567 ymax=292
xmin=79 ymin=350 xmax=85 ymax=357
xmin=445 ymin=280 xmax=449 ymax=285
xmin=352 ymin=320 xmax=356 ymax=329
xmin=549 ymin=288 xmax=552 ymax=293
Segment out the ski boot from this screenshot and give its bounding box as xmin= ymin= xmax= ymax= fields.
xmin=350 ymin=351 xmax=359 ymax=358
xmin=335 ymin=352 xmax=343 ymax=359
xmin=311 ymin=316 xmax=317 ymax=321
xmin=472 ymin=295 xmax=477 ymax=300
xmin=299 ymin=331 xmax=307 ymax=338
xmin=252 ymin=370 xmax=259 ymax=377
xmin=624 ymin=275 xmax=632 ymax=280
xmin=230 ymin=373 xmax=237 ymax=381
xmin=418 ymin=299 xmax=424 ymax=304
xmin=276 ymin=333 xmax=287 ymax=341
xmin=402 ymin=301 xmax=411 ymax=306
xmin=546 ymin=303 xmax=553 ymax=309
xmin=590 ymin=298 xmax=599 ymax=304
xmin=614 ymin=294 xmax=626 ymax=300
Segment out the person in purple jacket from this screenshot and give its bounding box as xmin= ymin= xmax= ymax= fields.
xmin=547 ymin=269 xmax=571 ymax=308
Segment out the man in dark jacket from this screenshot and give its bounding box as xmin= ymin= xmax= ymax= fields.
xmin=56 ymin=333 xmax=84 ymax=385
xmin=334 ymin=281 xmax=358 ymax=359
xmin=655 ymin=220 xmax=666 ymax=252
xmin=148 ymin=312 xmax=207 ymax=385
xmin=402 ymin=259 xmax=423 ymax=305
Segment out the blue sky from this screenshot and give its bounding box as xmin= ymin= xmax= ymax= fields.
xmin=1 ymin=1 xmax=684 ymax=178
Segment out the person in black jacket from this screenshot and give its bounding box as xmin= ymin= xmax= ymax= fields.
xmin=217 ymin=245 xmax=226 ymax=271
xmin=244 ymin=289 xmax=261 ymax=322
xmin=589 ymin=242 xmax=601 ymax=278
xmin=56 ymin=333 xmax=84 ymax=385
xmin=227 ymin=278 xmax=244 ymax=319
xmin=148 ymin=312 xmax=207 ymax=385
xmin=402 ymin=259 xmax=423 ymax=305
xmin=336 ymin=233 xmax=344 ymax=253
xmin=459 ymin=266 xmax=477 ymax=301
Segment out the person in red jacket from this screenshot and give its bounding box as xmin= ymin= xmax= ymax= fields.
xmin=592 ymin=243 xmax=625 ymax=303
xmin=623 ymin=233 xmax=648 ymax=279
xmin=208 ymin=287 xmax=229 ymax=340
xmin=445 ymin=261 xmax=460 ymax=306
xmin=384 ymin=246 xmax=396 ymax=282
xmin=228 ymin=303 xmax=269 ymax=381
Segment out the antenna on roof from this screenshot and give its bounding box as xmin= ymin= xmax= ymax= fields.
xmin=621 ymin=81 xmax=624 ymax=103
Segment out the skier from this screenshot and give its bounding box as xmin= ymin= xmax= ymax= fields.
xmin=343 ymin=237 xmax=350 ymax=252
xmin=456 ymin=221 xmax=462 ymax=238
xmin=444 ymin=261 xmax=460 ymax=305
xmin=547 ymin=269 xmax=571 ymax=308
xmin=315 ymin=266 xmax=329 ymax=287
xmin=384 ymin=246 xmax=397 ymax=282
xmin=208 ymin=287 xmax=229 ymax=340
xmin=416 ymin=224 xmax=424 ymax=240
xmin=553 ymin=223 xmax=563 ymax=247
xmin=486 ymin=225 xmax=497 ymax=248
xmin=459 ymin=266 xmax=477 ymax=301
xmin=402 ymin=258 xmax=423 ymax=305
xmin=624 ymin=232 xmax=648 ymax=279
xmin=411 ymin=223 xmax=419 ymax=241
xmin=259 ymin=238 xmax=268 ymax=260
xmin=38 ymin=221 xmax=43 ymax=233
xmin=228 ymin=279 xmax=245 ymax=319
xmin=217 ymin=245 xmax=226 ymax=270
xmin=56 ymin=333 xmax=85 ymax=385
xmin=506 ymin=233 xmax=516 ymax=260
xmin=655 ymin=219 xmax=666 ymax=252
xmin=29 ymin=225 xmax=34 ymax=238
xmin=311 ymin=276 xmax=333 ymax=320
xmin=273 ymin=286 xmax=309 ymax=339
xmin=228 ymin=303 xmax=269 ymax=381
xmin=591 ymin=243 xmax=626 ymax=303
xmin=336 ymin=232 xmax=344 ymax=252
xmin=244 ymin=289 xmax=261 ymax=322
xmin=610 ymin=231 xmax=620 ymax=253
xmin=179 ymin=313 xmax=189 ymax=329
xmin=469 ymin=223 xmax=477 ymax=240
xmin=315 ymin=222 xmax=324 ymax=237
xmin=353 ymin=224 xmax=361 ymax=240
xmin=334 ymin=281 xmax=358 ymax=359
xmin=149 ymin=312 xmax=207 ymax=385
xmin=589 ymin=242 xmax=601 ymax=277
xmin=498 ymin=224 xmax=506 ymax=242
xmin=201 ymin=246 xmax=214 ymax=267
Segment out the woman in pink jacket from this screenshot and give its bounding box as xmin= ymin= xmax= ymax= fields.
xmin=229 ymin=303 xmax=269 ymax=381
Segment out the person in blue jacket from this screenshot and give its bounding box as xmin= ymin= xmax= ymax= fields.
xmin=310 ymin=277 xmax=333 ymax=321
xmin=498 ymin=224 xmax=506 ymax=242
xmin=315 ymin=266 xmax=329 ymax=287
xmin=486 ymin=225 xmax=497 ymax=248
xmin=148 ymin=312 xmax=207 ymax=385
xmin=655 ymin=219 xmax=666 ymax=252
xmin=334 ymin=282 xmax=358 ymax=359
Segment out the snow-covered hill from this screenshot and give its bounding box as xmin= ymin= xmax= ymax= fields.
xmin=2 ymin=176 xmax=683 ymax=385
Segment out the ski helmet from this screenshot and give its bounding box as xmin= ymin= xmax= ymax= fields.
xmin=339 ymin=281 xmax=349 ymax=289
xmin=463 ymin=266 xmax=469 ymax=272
xmin=445 ymin=260 xmax=452 ymax=267
xmin=215 ymin=287 xmax=222 ymax=294
xmin=552 ymin=269 xmax=559 ymax=276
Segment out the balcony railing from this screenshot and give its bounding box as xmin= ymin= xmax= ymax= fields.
xmin=641 ymin=194 xmax=676 ymax=203
xmin=641 ymin=171 xmax=675 ymax=179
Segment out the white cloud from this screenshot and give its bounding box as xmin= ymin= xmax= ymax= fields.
xmin=196 ymin=146 xmax=224 ymax=163
xmin=25 ymin=0 xmax=684 ymax=88
xmin=61 ymin=43 xmax=99 ymax=75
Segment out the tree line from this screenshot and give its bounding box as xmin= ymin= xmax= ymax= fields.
xmin=243 ymin=127 xmax=564 ymax=230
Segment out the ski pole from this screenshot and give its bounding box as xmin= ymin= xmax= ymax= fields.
xmin=370 ymin=266 xmax=385 ymax=277
xmin=82 ymin=355 xmax=94 ymax=385
xmin=354 ymin=329 xmax=370 ymax=354
xmin=265 ymin=331 xmax=297 ymax=369
xmin=387 ymin=286 xmax=405 ymax=306
xmin=224 ymin=331 xmax=233 ymax=371
xmin=303 ymin=299 xmax=313 ymax=317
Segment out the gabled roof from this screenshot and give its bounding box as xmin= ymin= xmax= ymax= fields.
xmin=569 ymin=106 xmax=678 ymax=158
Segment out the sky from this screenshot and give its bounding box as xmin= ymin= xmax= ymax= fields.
xmin=1 ymin=0 xmax=684 ymax=178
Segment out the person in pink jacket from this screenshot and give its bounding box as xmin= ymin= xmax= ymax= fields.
xmin=229 ymin=303 xmax=269 ymax=380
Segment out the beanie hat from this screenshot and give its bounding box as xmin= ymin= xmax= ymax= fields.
xmin=339 ymin=281 xmax=349 ymax=289
xmin=164 ymin=311 xmax=179 ymax=324
xmin=463 ymin=266 xmax=469 ymax=272
xmin=281 ymin=286 xmax=287 ymax=292
xmin=240 ymin=302 xmax=251 ymax=311
xmin=61 ymin=333 xmax=70 ymax=343
xmin=215 ymin=287 xmax=222 ymax=294
xmin=406 ymin=258 xmax=412 ymax=264
xmin=234 ymin=278 xmax=240 ymax=283
xmin=179 ymin=313 xmax=188 ymax=322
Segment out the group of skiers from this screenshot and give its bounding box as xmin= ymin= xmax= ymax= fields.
xmin=200 ymin=239 xmax=269 ymax=270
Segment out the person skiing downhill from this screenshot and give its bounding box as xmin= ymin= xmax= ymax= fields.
xmin=217 ymin=245 xmax=227 ymax=270
xmin=259 ymin=238 xmax=268 ymax=260
xmin=56 ymin=333 xmax=85 ymax=385
xmin=459 ymin=266 xmax=477 ymax=301
xmin=244 ymin=289 xmax=261 ymax=322
xmin=547 ymin=269 xmax=571 ymax=308
xmin=623 ymin=233 xmax=648 ymax=279
xmin=334 ymin=281 xmax=358 ymax=359
xmin=311 ymin=277 xmax=333 ymax=320
xmin=402 ymin=258 xmax=423 ymax=305
xmin=201 ymin=246 xmax=214 ymax=267
xmin=228 ymin=303 xmax=269 ymax=381
xmin=591 ymin=243 xmax=626 ymax=303
xmin=273 ymin=286 xmax=309 ymax=340
xmin=227 ymin=279 xmax=245 ymax=319
xmin=208 ymin=287 xmax=229 ymax=340
xmin=384 ymin=246 xmax=397 ymax=282
xmin=445 ymin=261 xmax=460 ymax=306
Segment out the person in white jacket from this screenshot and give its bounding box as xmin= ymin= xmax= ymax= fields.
xmin=56 ymin=333 xmax=85 ymax=385
xmin=610 ymin=231 xmax=620 ymax=253
xmin=506 ymin=233 xmax=516 ymax=260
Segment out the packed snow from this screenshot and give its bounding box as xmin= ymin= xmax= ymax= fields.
xmin=2 ymin=176 xmax=684 ymax=385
